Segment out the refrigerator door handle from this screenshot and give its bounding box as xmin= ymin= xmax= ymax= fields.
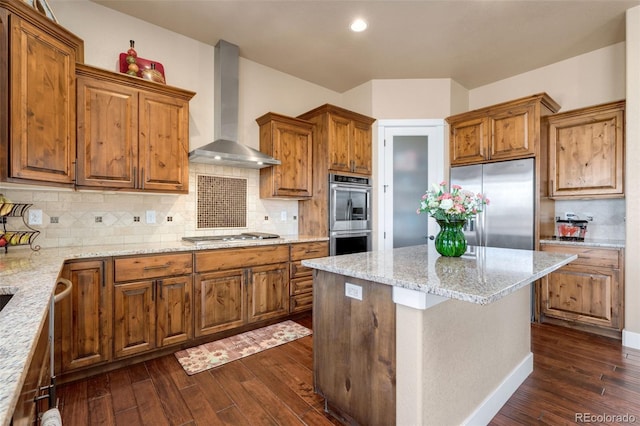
xmin=466 ymin=217 xmax=475 ymax=232
xmin=479 ymin=210 xmax=487 ymax=247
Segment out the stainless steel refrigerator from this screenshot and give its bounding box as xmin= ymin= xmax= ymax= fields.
xmin=450 ymin=158 xmax=535 ymax=251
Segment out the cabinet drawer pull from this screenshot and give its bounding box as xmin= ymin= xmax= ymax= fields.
xmin=143 ymin=263 xmax=171 ymax=271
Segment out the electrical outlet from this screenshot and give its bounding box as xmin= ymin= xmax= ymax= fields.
xmin=28 ymin=209 xmax=42 ymax=225
xmin=280 ymin=211 xmax=287 ymax=221
xmin=345 ymin=283 xmax=363 ymax=301
xmin=146 ymin=210 xmax=156 ymax=224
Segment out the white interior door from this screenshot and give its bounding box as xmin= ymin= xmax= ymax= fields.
xmin=378 ymin=120 xmax=445 ymax=250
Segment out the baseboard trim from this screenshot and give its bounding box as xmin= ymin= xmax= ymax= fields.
xmin=623 ymin=329 xmax=640 ymax=350
xmin=462 ymin=352 xmax=533 ymax=426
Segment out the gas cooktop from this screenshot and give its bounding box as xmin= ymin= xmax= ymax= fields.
xmin=182 ymin=232 xmax=280 ymax=243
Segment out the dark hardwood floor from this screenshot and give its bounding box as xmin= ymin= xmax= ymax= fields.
xmin=57 ymin=315 xmax=640 ymax=425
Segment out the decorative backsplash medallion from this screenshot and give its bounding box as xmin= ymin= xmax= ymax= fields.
xmin=197 ymin=175 xmax=247 ymax=228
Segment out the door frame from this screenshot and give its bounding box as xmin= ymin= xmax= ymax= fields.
xmin=376 ymin=119 xmax=446 ymax=250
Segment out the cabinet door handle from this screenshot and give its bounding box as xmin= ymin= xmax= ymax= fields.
xmin=141 ymin=168 xmax=145 ymax=190
xmin=152 ymin=282 xmax=156 ymax=301
xmin=158 ymin=279 xmax=163 ymax=299
xmin=133 ymin=167 xmax=137 ymax=188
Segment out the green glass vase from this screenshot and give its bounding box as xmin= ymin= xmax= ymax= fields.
xmin=434 ymin=219 xmax=467 ymax=257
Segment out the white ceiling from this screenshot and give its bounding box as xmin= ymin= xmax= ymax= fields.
xmin=92 ymin=0 xmax=640 ymax=93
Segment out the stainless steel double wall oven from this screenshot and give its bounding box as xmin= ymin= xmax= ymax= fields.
xmin=329 ymin=174 xmax=372 ymax=255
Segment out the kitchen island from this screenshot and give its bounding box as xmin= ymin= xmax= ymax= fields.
xmin=302 ymin=245 xmax=577 ymax=426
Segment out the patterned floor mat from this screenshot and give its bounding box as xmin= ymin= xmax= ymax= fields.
xmin=174 ymin=320 xmax=312 ymax=375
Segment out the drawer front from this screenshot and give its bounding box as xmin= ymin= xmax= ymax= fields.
xmin=290 ymin=260 xmax=313 ymax=278
xmin=540 ymin=244 xmax=620 ymax=269
xmin=114 ymin=253 xmax=193 ymax=282
xmin=291 ymin=276 xmax=313 ymax=296
xmin=290 ymin=293 xmax=313 ymax=313
xmin=195 ymin=245 xmax=289 ymax=273
xmin=290 ymin=241 xmax=329 ymax=261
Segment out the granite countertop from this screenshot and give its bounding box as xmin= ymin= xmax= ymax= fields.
xmin=0 ymin=235 xmax=326 ymax=426
xmin=302 ymin=244 xmax=577 ymax=306
xmin=539 ymin=237 xmax=625 ymax=249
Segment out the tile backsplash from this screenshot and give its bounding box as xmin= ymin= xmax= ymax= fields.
xmin=554 ymin=198 xmax=626 ymax=240
xmin=196 ymin=175 xmax=247 ymax=229
xmin=0 ymin=163 xmax=299 ymax=249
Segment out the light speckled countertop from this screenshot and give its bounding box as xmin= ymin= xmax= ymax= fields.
xmin=302 ymin=244 xmax=577 ymax=305
xmin=540 ymin=237 xmax=625 ymax=249
xmin=0 ymin=235 xmax=326 ymax=426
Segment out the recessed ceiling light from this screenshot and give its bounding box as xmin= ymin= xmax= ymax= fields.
xmin=350 ymin=18 xmax=367 ymax=32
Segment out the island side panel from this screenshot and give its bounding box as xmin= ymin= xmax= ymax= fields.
xmin=397 ymin=285 xmax=532 ymax=425
xmin=313 ymin=270 xmax=396 ymax=425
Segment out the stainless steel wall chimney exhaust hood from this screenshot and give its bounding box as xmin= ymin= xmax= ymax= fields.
xmin=189 ymin=40 xmax=280 ymax=169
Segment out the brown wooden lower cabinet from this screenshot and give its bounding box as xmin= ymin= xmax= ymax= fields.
xmin=290 ymin=241 xmax=329 ymax=313
xmin=194 ymin=268 xmax=245 ymax=336
xmin=113 ymin=253 xmax=193 ymax=359
xmin=539 ymin=243 xmax=624 ymax=338
xmin=56 ymin=259 xmax=111 ymax=374
xmin=55 ymin=241 xmax=328 ymax=381
xmin=12 ymin=306 xmax=51 ymax=426
xmin=247 ymin=262 xmax=290 ymax=323
xmin=194 ymin=245 xmax=291 ymax=332
xmin=113 ymin=274 xmax=193 ymax=358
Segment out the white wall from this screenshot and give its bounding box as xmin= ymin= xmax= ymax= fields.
xmin=370 ymin=79 xmax=460 ymax=119
xmin=624 ymin=6 xmax=640 ymax=344
xmin=469 ymin=42 xmax=626 ymax=111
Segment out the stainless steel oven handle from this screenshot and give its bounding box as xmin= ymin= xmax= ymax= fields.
xmin=330 ymin=230 xmax=372 ymax=237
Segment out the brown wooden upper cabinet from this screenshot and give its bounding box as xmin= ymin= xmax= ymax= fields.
xmin=0 ymin=1 xmax=84 ymax=186
xmin=75 ymin=64 xmax=195 ymax=193
xmin=257 ymin=112 xmax=314 ymax=199
xmin=446 ymin=93 xmax=560 ymax=166
xmin=547 ymin=100 xmax=625 ymax=199
xmin=298 ymin=104 xmax=376 ymax=176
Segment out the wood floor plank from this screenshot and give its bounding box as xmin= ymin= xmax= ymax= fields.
xmin=211 ymin=361 xmax=278 ymax=425
xmin=241 ymin=349 xmax=316 ymax=416
xmin=215 ymin=405 xmax=252 ymax=425
xmin=239 ymin=376 xmax=308 ymax=426
xmin=114 ymin=407 xmax=143 ymax=426
xmin=251 ymin=344 xmax=324 ymax=410
xmin=178 ymin=383 xmax=226 ymax=425
xmin=86 ymin=373 xmax=111 ymax=400
xmin=88 ymin=395 xmax=116 ymax=425
xmin=59 ymin=379 xmax=89 ymax=425
xmin=157 ymin=353 xmax=195 ymax=390
xmin=190 ymin=369 xmax=235 ymax=412
xmin=130 ymin=379 xmax=170 ymax=426
xmin=108 ymin=368 xmax=137 ymax=414
xmin=127 ymin=361 xmax=150 ymax=383
xmin=145 ymin=357 xmax=194 ymax=425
